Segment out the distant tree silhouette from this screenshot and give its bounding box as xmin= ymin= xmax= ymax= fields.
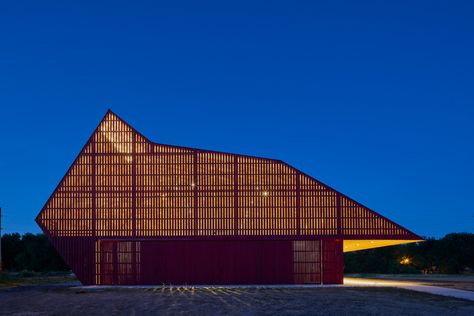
xmin=344 ymin=233 xmax=474 ymax=274
xmin=1 ymin=233 xmax=68 ymax=271
xmin=1 ymin=232 xmax=473 ymax=273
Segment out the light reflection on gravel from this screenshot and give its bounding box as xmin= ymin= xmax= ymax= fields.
xmin=1 ymin=285 xmax=473 ymax=316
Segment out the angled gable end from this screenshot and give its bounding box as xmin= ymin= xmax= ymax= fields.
xmin=36 ymin=110 xmax=133 ymax=238
xmin=339 ymin=195 xmax=423 ymax=252
xmin=36 ymin=133 xmax=95 ymax=238
xmin=340 ymin=195 xmax=418 ymax=238
xmin=293 ymin=171 xmax=422 ymax=252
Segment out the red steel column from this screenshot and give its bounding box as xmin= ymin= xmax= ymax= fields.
xmin=92 ymin=138 xmax=96 ymax=238
xmin=193 ymin=150 xmax=198 ymax=236
xmin=132 ymin=132 xmax=136 ymax=237
xmin=296 ymin=173 xmax=300 ymax=236
xmin=234 ymin=156 xmax=238 ymax=236
xmin=131 ymin=133 xmax=137 ymax=282
xmin=337 ymin=194 xmax=341 ymax=237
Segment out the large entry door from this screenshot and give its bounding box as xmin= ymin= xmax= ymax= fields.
xmin=292 ymin=240 xmax=321 ymax=284
xmin=139 ymin=240 xmax=294 ymax=284
xmin=96 ymin=241 xmax=141 ymax=285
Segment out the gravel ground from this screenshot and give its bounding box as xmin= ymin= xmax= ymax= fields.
xmin=1 ymin=284 xmax=474 ymax=316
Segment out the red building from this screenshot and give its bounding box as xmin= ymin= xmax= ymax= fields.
xmin=36 ymin=110 xmax=422 ymax=285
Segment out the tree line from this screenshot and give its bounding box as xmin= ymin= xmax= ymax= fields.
xmin=0 ymin=232 xmax=473 ymax=273
xmin=1 ymin=233 xmax=68 ymax=271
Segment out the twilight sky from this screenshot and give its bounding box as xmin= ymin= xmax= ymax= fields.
xmin=0 ymin=1 xmax=473 ymax=238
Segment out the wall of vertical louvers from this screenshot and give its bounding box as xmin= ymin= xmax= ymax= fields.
xmin=37 ymin=112 xmax=416 ymax=240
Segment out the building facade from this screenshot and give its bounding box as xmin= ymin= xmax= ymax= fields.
xmin=36 ymin=111 xmax=422 ymax=285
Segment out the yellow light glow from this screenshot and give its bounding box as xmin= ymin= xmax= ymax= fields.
xmin=343 ymin=239 xmax=423 ymax=252
xmin=99 ymin=120 xmax=133 ymax=162
xmin=400 ymin=257 xmax=411 ymax=265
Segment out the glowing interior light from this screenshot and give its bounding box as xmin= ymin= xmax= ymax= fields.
xmin=343 ymin=240 xmax=422 ymax=252
xmin=42 ymin=111 xmax=423 ymax=252
xmin=100 ymin=120 xmax=133 ymax=162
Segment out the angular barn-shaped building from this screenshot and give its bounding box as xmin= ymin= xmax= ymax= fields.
xmin=36 ymin=110 xmax=422 ymax=285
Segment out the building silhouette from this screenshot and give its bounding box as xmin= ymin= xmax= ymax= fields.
xmin=36 ymin=110 xmax=422 ymax=285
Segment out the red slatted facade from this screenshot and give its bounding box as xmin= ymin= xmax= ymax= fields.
xmin=36 ymin=110 xmax=422 ymax=285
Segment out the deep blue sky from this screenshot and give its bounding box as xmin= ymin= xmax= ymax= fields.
xmin=0 ymin=1 xmax=473 ymax=238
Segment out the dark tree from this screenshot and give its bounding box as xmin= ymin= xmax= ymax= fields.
xmin=1 ymin=233 xmax=69 ymax=271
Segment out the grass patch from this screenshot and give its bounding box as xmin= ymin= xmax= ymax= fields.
xmin=0 ymin=271 xmax=77 ymax=288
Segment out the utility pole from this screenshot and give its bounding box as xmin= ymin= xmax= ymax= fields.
xmin=0 ymin=207 xmax=2 ymax=272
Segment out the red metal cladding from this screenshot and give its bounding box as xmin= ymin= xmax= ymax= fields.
xmin=322 ymin=239 xmax=344 ymax=284
xmin=36 ymin=110 xmax=422 ymax=285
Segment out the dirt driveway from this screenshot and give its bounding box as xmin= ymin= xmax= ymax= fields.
xmin=1 ymin=284 xmax=473 ymax=316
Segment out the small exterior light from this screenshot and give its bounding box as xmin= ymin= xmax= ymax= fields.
xmin=262 ymin=191 xmax=269 ymax=197
xmin=400 ymin=257 xmax=411 ymax=265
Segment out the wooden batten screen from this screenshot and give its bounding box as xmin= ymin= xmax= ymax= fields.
xmin=38 ymin=111 xmax=420 ymax=240
xmin=339 ymin=196 xmax=413 ymax=237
